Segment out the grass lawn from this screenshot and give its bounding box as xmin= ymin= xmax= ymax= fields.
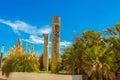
xmin=38 ymin=71 xmax=52 ymax=74
xmin=31 ymin=70 xmax=68 ymax=75
xmin=58 ymin=71 xmax=68 ymax=75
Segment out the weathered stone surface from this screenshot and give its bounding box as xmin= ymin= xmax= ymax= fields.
xmin=43 ymin=34 xmax=49 ymax=71
xmin=51 ymin=16 xmax=60 ymax=73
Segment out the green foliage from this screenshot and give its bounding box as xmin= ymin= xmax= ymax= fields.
xmin=105 ymin=24 xmax=120 ymax=79
xmin=62 ymin=37 xmax=85 ymax=75
xmin=54 ymin=62 xmax=61 ymax=73
xmin=48 ymin=58 xmax=51 ymax=71
xmin=83 ymin=45 xmax=117 ymax=80
xmin=51 ymin=61 xmax=61 ymax=73
xmin=2 ymin=51 xmax=39 ymax=77
xmin=39 ymin=54 xmax=43 ymax=70
xmin=39 ymin=54 xmax=51 ymax=71
xmin=62 ymin=30 xmax=118 ymax=80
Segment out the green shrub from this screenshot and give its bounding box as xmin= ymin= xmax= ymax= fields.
xmin=2 ymin=53 xmax=39 ymax=77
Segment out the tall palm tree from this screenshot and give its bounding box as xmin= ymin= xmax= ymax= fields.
xmin=105 ymin=24 xmax=120 ymax=79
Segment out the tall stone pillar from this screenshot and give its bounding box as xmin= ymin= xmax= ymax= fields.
xmin=43 ymin=34 xmax=49 ymax=71
xmin=51 ymin=16 xmax=60 ymax=73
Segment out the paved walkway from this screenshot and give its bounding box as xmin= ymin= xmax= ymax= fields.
xmin=8 ymin=72 xmax=82 ymax=80
xmin=0 ymin=72 xmax=7 ymax=80
xmin=0 ymin=72 xmax=82 ymax=80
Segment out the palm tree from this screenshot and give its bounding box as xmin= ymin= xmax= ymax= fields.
xmin=82 ymin=45 xmax=116 ymax=80
xmin=82 ymin=30 xmax=117 ymax=80
xmin=62 ymin=30 xmax=117 ymax=80
xmin=105 ymin=24 xmax=120 ymax=79
xmin=82 ymin=30 xmax=103 ymax=48
xmin=62 ymin=37 xmax=85 ymax=74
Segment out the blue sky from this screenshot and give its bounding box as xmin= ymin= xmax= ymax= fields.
xmin=0 ymin=0 xmax=120 ymax=57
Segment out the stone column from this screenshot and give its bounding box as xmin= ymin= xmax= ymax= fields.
xmin=43 ymin=34 xmax=49 ymax=71
xmin=51 ymin=16 xmax=60 ymax=73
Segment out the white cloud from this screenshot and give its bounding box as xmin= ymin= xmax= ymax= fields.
xmin=0 ymin=19 xmax=52 ymax=45
xmin=41 ymin=41 xmax=71 ymax=48
xmin=0 ymin=19 xmax=51 ymax=35
xmin=0 ymin=18 xmax=71 ymax=47
xmin=60 ymin=41 xmax=72 ymax=47
xmin=22 ymin=35 xmax=44 ymax=44
xmin=38 ymin=25 xmax=52 ymax=34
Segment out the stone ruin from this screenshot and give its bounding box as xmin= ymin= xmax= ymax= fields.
xmin=43 ymin=16 xmax=60 ymax=72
